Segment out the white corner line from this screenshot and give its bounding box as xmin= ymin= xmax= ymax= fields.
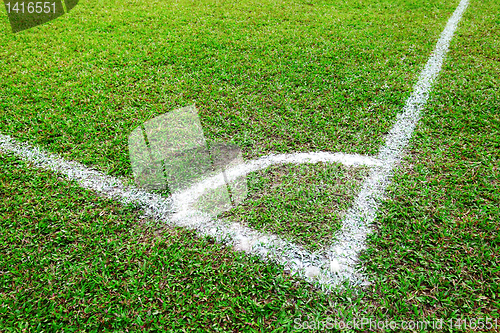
xmin=0 ymin=0 xmax=469 ymax=291
xmin=171 ymin=152 xmax=380 ymax=211
xmin=0 ymin=133 xmax=374 ymax=289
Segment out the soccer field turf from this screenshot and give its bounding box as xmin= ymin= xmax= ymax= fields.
xmin=0 ymin=0 xmax=461 ymax=174
xmin=1 ymin=0 xmax=499 ymax=330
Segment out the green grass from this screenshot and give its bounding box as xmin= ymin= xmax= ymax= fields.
xmin=219 ymin=162 xmax=368 ymax=252
xmin=0 ymin=154 xmax=363 ymax=332
xmin=358 ymin=0 xmax=500 ymax=323
xmin=0 ymin=0 xmax=460 ymax=178
xmin=1 ymin=0 xmax=499 ymax=331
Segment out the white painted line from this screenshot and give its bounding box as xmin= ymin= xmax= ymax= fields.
xmin=0 ymin=0 xmax=468 ymax=291
xmin=0 ymin=134 xmax=174 ymax=218
xmin=0 ymin=133 xmax=375 ymax=288
xmin=171 ymin=152 xmax=380 ymax=213
xmin=328 ymin=0 xmax=470 ymax=283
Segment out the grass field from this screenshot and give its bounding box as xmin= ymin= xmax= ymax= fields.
xmin=0 ymin=0 xmax=460 ymax=175
xmin=220 ymin=162 xmax=368 ymax=252
xmin=0 ymin=0 xmax=499 ymax=331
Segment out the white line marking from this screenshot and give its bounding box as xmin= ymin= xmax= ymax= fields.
xmin=0 ymin=134 xmax=374 ymax=287
xmin=329 ymin=0 xmax=470 ymax=283
xmin=171 ymin=152 xmax=380 ymax=213
xmin=0 ymin=0 xmax=468 ymax=290
xmin=0 ymin=135 xmax=174 ymax=217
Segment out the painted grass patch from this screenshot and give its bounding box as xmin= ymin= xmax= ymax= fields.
xmin=219 ymin=162 xmax=368 ymax=252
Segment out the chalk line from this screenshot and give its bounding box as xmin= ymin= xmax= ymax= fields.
xmin=0 ymin=133 xmax=376 ymax=288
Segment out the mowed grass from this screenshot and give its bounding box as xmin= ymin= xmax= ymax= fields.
xmin=0 ymin=0 xmax=460 ymax=179
xmin=357 ymin=0 xmax=500 ymax=324
xmin=220 ymin=162 xmax=368 ymax=252
xmin=0 ymin=154 xmax=338 ymax=331
xmin=1 ymin=0 xmax=499 ymax=332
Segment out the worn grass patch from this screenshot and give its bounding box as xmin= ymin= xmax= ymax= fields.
xmin=219 ymin=162 xmax=369 ymax=251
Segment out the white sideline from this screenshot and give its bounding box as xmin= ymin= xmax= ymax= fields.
xmin=0 ymin=0 xmax=468 ymax=290
xmin=328 ymin=0 xmax=470 ymax=281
